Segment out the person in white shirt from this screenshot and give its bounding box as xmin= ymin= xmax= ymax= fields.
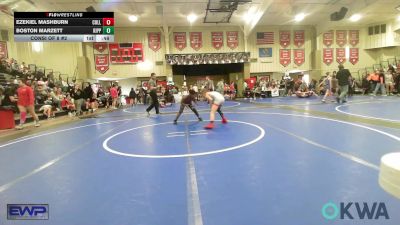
xmin=202 ymin=89 xmax=228 ymax=129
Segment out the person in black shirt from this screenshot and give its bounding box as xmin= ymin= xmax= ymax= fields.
xmin=129 ymin=88 xmax=137 ymax=106
xmin=336 ymin=64 xmax=351 ymax=104
xmin=173 ymin=90 xmax=202 ymax=124
xmin=146 ymin=75 xmax=159 ymax=116
xmin=0 ymin=85 xmax=17 ymax=110
xmin=71 ymin=84 xmax=84 ymax=116
xmin=83 ymin=82 xmax=95 ymax=112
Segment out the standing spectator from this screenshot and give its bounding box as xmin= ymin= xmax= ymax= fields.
xmin=71 ymin=83 xmax=84 ymax=115
xmin=109 ymin=84 xmax=118 ymax=109
xmin=216 ymin=79 xmax=224 ymax=94
xmin=331 ymin=74 xmax=338 ymax=96
xmin=129 ymin=87 xmax=137 ymax=106
xmin=205 ymin=76 xmax=215 ymax=91
xmin=336 ymin=64 xmax=351 ymax=104
xmin=372 ymin=71 xmax=387 ymax=96
xmin=15 ymin=78 xmax=40 ymax=129
xmin=230 ymin=81 xmax=236 ymax=99
xmin=385 ymin=70 xmax=394 ymax=95
xmin=83 ymin=82 xmax=95 ymax=112
xmin=348 ymin=75 xmax=355 ymax=97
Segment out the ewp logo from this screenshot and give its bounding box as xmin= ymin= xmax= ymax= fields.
xmin=7 ymin=204 xmax=49 ymax=220
xmin=321 ymin=201 xmax=389 ymax=220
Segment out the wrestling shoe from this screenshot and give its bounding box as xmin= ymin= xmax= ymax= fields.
xmin=204 ymin=123 xmax=214 ymax=129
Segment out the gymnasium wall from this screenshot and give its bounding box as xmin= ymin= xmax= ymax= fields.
xmin=168 ymin=26 xmax=244 ymax=54
xmin=248 ymin=25 xmax=314 ymax=74
xmin=3 ymin=20 xmax=400 ymax=82
xmin=315 ymin=27 xmax=376 ymax=79
xmin=84 ymin=27 xmax=167 ymax=80
xmin=6 ymin=29 xmax=81 ymax=76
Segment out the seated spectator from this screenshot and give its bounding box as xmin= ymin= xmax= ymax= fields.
xmin=0 ymin=84 xmax=17 ymax=110
xmin=40 ymin=97 xmax=55 ymax=119
xmin=61 ymin=94 xmax=76 ymax=117
xmin=296 ymin=82 xmax=316 ymax=98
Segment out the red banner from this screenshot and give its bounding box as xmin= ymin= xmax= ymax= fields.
xmin=349 ymin=48 xmax=359 ymax=65
xmin=323 ymin=30 xmax=334 ymax=47
xmin=336 ymin=48 xmax=346 ymax=64
xmin=349 ymin=30 xmax=359 ymax=46
xmin=294 ymin=30 xmax=305 ymax=48
xmin=109 ymin=43 xmax=144 ymax=64
xmin=190 ymin=32 xmax=202 ymax=51
xmin=93 ymin=42 xmax=107 ymax=53
xmin=174 ymin=32 xmax=186 ymax=51
xmin=0 ymin=42 xmax=8 ymax=59
xmin=95 ymin=55 xmax=109 ymax=74
xmin=148 ymin=32 xmax=161 ymax=52
xmin=323 ymin=48 xmax=334 ymax=65
xmin=279 ymin=31 xmax=290 ymax=48
xmin=211 ymin=32 xmax=223 ymax=50
xmin=336 ymin=30 xmax=347 ymax=47
xmin=279 ymin=49 xmax=291 ymax=67
xmin=294 ymin=49 xmax=305 ymax=66
xmin=226 ymin=31 xmax=238 ymax=49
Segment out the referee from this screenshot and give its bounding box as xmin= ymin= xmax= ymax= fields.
xmin=146 ymin=73 xmax=159 ymax=116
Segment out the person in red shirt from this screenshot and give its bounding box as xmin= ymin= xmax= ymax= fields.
xmin=15 ymin=78 xmax=40 ymax=129
xmin=61 ymin=94 xmax=76 ymax=116
xmin=109 ymin=84 xmax=118 ymax=109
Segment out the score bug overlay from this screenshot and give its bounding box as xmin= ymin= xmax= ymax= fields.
xmin=14 ymin=12 xmax=114 ymax=42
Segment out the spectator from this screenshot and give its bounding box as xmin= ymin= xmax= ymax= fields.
xmin=71 ymin=83 xmax=84 ymax=116
xmin=129 ymin=87 xmax=137 ymax=106
xmin=372 ymin=71 xmax=387 ymax=96
xmin=109 ymin=84 xmax=118 ymax=109
xmin=205 ymin=76 xmax=214 ymax=91
xmin=61 ymin=94 xmax=76 ymax=117
xmin=15 ymin=78 xmax=40 ymax=129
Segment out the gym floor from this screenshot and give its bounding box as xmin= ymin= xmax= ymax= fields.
xmin=0 ymin=96 xmax=400 ymax=225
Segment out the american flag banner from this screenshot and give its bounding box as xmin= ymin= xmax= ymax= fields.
xmin=256 ymin=32 xmax=274 ymax=45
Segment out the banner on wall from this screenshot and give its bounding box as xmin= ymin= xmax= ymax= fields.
xmin=279 ymin=49 xmax=291 ymax=67
xmin=279 ymin=31 xmax=291 ymax=48
xmin=349 ymin=48 xmax=359 ymax=65
xmin=109 ymin=43 xmax=144 ymax=64
xmin=93 ymin=43 xmax=108 ymax=53
xmin=349 ymin=30 xmax=359 ymax=46
xmin=294 ymin=30 xmax=305 ymax=48
xmin=336 ymin=30 xmax=347 ymax=47
xmin=174 ymin=32 xmax=187 ymax=51
xmin=293 ymin=49 xmax=305 ymax=66
xmin=323 ymin=48 xmax=334 ymax=65
xmin=0 ymin=42 xmax=8 ymax=58
xmin=336 ymin=48 xmax=346 ymax=64
xmin=190 ymin=32 xmax=202 ymax=51
xmin=148 ymin=32 xmax=161 ymax=52
xmin=211 ymin=32 xmax=223 ymax=50
xmin=256 ymin=32 xmax=274 ymax=45
xmin=323 ymin=30 xmax=334 ymax=47
xmin=95 ymin=54 xmax=109 ymax=74
xmin=226 ymin=31 xmax=239 ymax=49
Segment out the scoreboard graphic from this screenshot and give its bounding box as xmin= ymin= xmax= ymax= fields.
xmin=109 ymin=43 xmax=144 ymax=64
xmin=14 ymin=12 xmax=114 ymax=42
